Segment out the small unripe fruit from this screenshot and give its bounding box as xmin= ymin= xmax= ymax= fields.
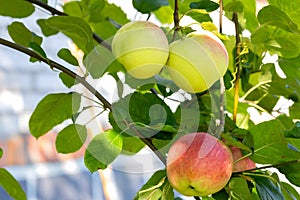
xmin=166 ymin=132 xmax=233 ymax=197
xmin=166 ymin=31 xmax=228 ymax=93
xmin=112 ymin=21 xmax=169 ymax=79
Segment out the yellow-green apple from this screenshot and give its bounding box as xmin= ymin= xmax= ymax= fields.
xmin=166 ymin=31 xmax=228 ymax=93
xmin=230 ymin=146 xmax=256 ymax=172
xmin=112 ymin=21 xmax=169 ymax=79
xmin=166 ymin=132 xmax=233 ymax=197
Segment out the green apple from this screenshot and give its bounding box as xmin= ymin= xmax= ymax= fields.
xmin=166 ymin=132 xmax=233 ymax=197
xmin=166 ymin=31 xmax=228 ymax=93
xmin=230 ymin=146 xmax=256 ymax=172
xmin=112 ymin=21 xmax=169 ymax=79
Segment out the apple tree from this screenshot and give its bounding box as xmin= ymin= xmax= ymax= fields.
xmin=0 ymin=0 xmax=300 ymax=199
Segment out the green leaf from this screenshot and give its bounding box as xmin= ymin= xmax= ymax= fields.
xmin=133 ymin=0 xmax=169 ymax=13
xmin=58 ymin=48 xmax=79 ymax=66
xmin=268 ymin=0 xmax=300 ymax=28
xmin=278 ymin=161 xmax=300 ymax=187
xmin=224 ymin=1 xmax=244 ymax=13
xmin=111 ymin=92 xmax=176 ymax=139
xmin=45 ymin=16 xmax=94 ymax=53
xmin=212 ymin=189 xmax=229 ymax=199
xmin=91 ymin=20 xmax=118 ymax=40
xmin=59 ymin=72 xmax=76 ymax=88
xmin=55 ymin=124 xmax=87 ymax=153
xmin=37 ymin=19 xmax=59 ymax=37
xmin=161 ymin=180 xmax=174 ymax=200
xmin=290 ymin=103 xmax=300 ymax=119
xmin=242 ymin=0 xmax=259 ymax=32
xmin=85 ymin=0 xmax=106 ymax=22
xmin=100 ymin=2 xmax=129 ymax=25
xmin=0 ymin=168 xmax=27 ymax=200
xmin=250 ymin=173 xmax=285 ymax=200
xmin=257 ymin=5 xmax=299 ymax=33
xmin=0 ymin=147 xmax=2 ymax=159
xmin=63 ymin=1 xmax=83 ymax=18
xmin=84 ymin=130 xmax=123 ymax=172
xmin=8 ymin=22 xmax=42 ymax=47
xmin=246 ymin=120 xmax=300 ymax=164
xmin=63 ymin=0 xmax=106 ymax=22
xmin=168 ymin=0 xmax=195 ymax=13
xmin=153 ymin=6 xmax=174 ymax=24
xmin=228 ymin=177 xmax=252 ymax=200
xmin=0 ymin=0 xmax=34 ymax=18
xmin=186 ymin=11 xmax=212 ymax=23
xmin=29 ymin=92 xmax=81 ymax=139
xmin=221 ymin=133 xmax=252 ymax=152
xmin=281 ymin=182 xmax=300 ymax=200
xmin=29 ymin=42 xmax=47 ymax=58
xmin=134 ymin=170 xmax=167 ymax=200
xmin=190 ymin=0 xmax=219 ymax=12
xmin=284 ymin=122 xmax=300 ymax=138
xmin=121 ymin=135 xmax=145 ymax=155
xmin=84 ymin=45 xmax=119 ymax=78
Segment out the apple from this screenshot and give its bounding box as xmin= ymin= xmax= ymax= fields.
xmin=166 ymin=132 xmax=233 ymax=197
xmin=230 ymin=146 xmax=256 ymax=172
xmin=112 ymin=21 xmax=169 ymax=79
xmin=166 ymin=31 xmax=229 ymax=93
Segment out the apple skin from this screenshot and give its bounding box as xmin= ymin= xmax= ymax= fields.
xmin=166 ymin=31 xmax=228 ymax=93
xmin=112 ymin=21 xmax=169 ymax=79
xmin=166 ymin=132 xmax=233 ymax=197
xmin=230 ymin=146 xmax=256 ymax=173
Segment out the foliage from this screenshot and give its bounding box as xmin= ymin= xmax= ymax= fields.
xmin=0 ymin=0 xmax=300 ymax=199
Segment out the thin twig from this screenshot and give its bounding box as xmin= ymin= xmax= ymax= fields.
xmin=172 ymin=0 xmax=180 ymax=41
xmin=216 ymin=0 xmax=225 ymax=137
xmin=173 ymin=0 xmax=180 ymax=30
xmin=219 ymin=0 xmax=223 ymax=34
xmin=232 ymin=12 xmax=241 ymax=123
xmin=0 ymin=37 xmax=169 ymax=165
xmin=128 ymin=122 xmax=167 ymax=165
xmin=25 ymin=0 xmax=111 ymax=50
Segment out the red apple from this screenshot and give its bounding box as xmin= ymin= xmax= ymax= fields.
xmin=166 ymin=132 xmax=233 ymax=197
xmin=230 ymin=146 xmax=256 ymax=172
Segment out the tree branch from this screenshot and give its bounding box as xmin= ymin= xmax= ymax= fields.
xmin=173 ymin=0 xmax=180 ymax=30
xmin=0 ymin=37 xmax=167 ymax=165
xmin=25 ymin=0 xmax=111 ymax=50
xmin=172 ymin=0 xmax=180 ymax=41
xmin=216 ymin=0 xmax=225 ymax=137
xmin=0 ymin=37 xmax=112 ymax=110
xmin=232 ymin=12 xmax=241 ymax=123
xmin=128 ymin=123 xmax=166 ymax=165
